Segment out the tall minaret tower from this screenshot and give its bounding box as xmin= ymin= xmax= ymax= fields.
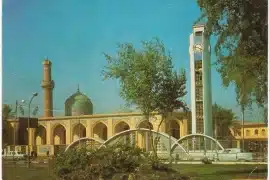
xmin=41 ymin=59 xmax=54 ymax=117
xmin=189 ymin=24 xmax=213 ymax=136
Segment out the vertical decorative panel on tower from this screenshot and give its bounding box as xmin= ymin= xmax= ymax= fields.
xmin=41 ymin=59 xmax=54 ymax=117
xmin=189 ymin=25 xmax=213 ymax=136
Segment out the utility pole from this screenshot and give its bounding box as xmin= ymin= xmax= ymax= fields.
xmin=14 ymin=100 xmax=18 ymax=145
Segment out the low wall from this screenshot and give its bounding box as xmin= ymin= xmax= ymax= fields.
xmin=5 ymin=145 xmax=67 ymax=156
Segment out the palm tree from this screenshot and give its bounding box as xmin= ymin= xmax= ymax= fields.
xmin=229 ymin=120 xmax=242 ymax=136
xmin=2 ymin=103 xmax=39 ymax=147
xmin=18 ymin=104 xmax=39 ymax=117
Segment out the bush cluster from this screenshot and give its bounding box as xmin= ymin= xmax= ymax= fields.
xmin=53 ymin=143 xmax=190 ymax=180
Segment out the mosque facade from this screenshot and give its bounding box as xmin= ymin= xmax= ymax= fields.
xmin=6 ymin=59 xmax=189 ymax=156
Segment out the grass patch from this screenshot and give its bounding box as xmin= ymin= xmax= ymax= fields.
xmin=3 ymin=166 xmax=57 ymax=180
xmin=3 ymin=163 xmax=267 ymax=180
xmin=172 ymin=164 xmax=268 ymax=180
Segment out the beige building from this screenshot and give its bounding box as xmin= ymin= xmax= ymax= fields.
xmin=229 ymin=121 xmax=268 ymax=152
xmin=6 ymin=59 xmax=189 ymax=156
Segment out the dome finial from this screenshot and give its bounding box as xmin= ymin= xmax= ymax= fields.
xmin=77 ymin=84 xmax=80 ymax=92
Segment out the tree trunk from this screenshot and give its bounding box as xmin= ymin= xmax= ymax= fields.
xmin=168 ymin=112 xmax=172 ymax=166
xmin=153 ymin=116 xmax=165 ymax=159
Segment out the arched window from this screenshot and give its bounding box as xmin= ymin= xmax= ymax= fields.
xmin=246 ymin=130 xmax=250 ymax=136
xmin=262 ymin=129 xmax=266 ymax=136
xmin=254 ymin=129 xmax=259 ymax=136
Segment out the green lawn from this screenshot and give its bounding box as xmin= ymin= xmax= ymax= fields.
xmin=3 ymin=166 xmax=57 ymax=180
xmin=2 ymin=163 xmax=268 ymax=180
xmin=172 ymin=164 xmax=268 ymax=179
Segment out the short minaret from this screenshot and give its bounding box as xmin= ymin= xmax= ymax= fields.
xmin=41 ymin=59 xmax=54 ymax=117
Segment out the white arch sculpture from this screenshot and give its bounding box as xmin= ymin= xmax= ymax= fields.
xmin=171 ymin=133 xmax=224 ymax=152
xmin=65 ymin=128 xmax=188 ymax=155
xmin=102 ymin=128 xmax=186 ymax=153
xmin=65 ymin=137 xmax=105 ymax=152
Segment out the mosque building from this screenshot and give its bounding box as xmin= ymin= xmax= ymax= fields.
xmin=6 ymin=59 xmax=189 ymax=156
xmin=5 ymin=26 xmax=267 ymax=156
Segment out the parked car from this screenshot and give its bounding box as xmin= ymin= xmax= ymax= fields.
xmin=2 ymin=151 xmax=27 ymax=160
xmin=215 ymin=148 xmax=253 ymax=162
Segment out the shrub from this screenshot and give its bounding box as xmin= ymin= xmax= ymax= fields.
xmin=53 ymin=143 xmax=148 ymax=180
xmin=201 ymin=157 xmax=212 ymax=164
xmin=53 ymin=142 xmax=190 ymax=180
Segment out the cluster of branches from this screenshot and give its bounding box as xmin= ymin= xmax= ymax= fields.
xmin=102 ymin=37 xmax=188 ymax=118
xmin=102 ymin=37 xmax=188 ymax=164
xmin=196 ymin=0 xmax=267 ymax=122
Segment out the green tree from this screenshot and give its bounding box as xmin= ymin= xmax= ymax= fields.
xmin=212 ymin=103 xmax=236 ymax=139
xmin=154 ymin=67 xmax=188 ymax=165
xmin=102 ymin=38 xmax=188 ymax=161
xmin=2 ymin=104 xmax=14 ymax=147
xmin=196 ymin=0 xmax=267 ymax=122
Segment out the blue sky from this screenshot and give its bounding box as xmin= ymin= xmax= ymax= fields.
xmin=3 ymin=0 xmax=263 ymax=121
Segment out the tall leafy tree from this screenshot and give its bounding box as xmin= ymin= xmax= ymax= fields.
xmin=154 ymin=65 xmax=188 ymax=165
xmin=196 ymin=0 xmax=267 ymax=122
xmin=212 ymin=103 xmax=236 ymax=139
xmin=102 ymin=38 xmax=188 ymax=161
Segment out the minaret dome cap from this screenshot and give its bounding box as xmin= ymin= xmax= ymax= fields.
xmin=43 ymin=58 xmax=52 ymax=65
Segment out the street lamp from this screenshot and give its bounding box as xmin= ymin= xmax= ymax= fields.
xmin=27 ymin=92 xmax=38 ymax=168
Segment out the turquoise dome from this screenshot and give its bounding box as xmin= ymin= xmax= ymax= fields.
xmin=65 ymin=87 xmax=93 ymax=116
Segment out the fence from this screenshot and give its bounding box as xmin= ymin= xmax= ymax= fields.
xmin=4 ymin=137 xmax=268 ymax=162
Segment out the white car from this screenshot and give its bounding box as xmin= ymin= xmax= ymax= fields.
xmin=215 ymin=148 xmax=253 ymax=162
xmin=2 ymin=151 xmax=28 ymax=160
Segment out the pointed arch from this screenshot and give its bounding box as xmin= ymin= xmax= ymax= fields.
xmin=93 ymin=122 xmax=108 ymax=140
xmin=36 ymin=125 xmax=47 ymax=145
xmin=72 ymin=123 xmax=86 ymax=142
xmin=137 ymin=120 xmax=153 ymax=129
xmin=52 ymin=124 xmax=66 ymax=145
xmin=170 ymin=120 xmax=180 ymax=139
xmin=114 ymin=121 xmax=130 ymax=134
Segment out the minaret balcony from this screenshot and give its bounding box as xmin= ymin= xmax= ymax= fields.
xmin=41 ymin=80 xmax=55 ymax=89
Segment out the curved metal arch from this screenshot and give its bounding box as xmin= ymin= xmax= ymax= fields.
xmin=102 ymin=128 xmax=187 ymax=153
xmin=171 ymin=133 xmax=224 ymax=152
xmin=65 ymin=137 xmax=105 ymax=152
